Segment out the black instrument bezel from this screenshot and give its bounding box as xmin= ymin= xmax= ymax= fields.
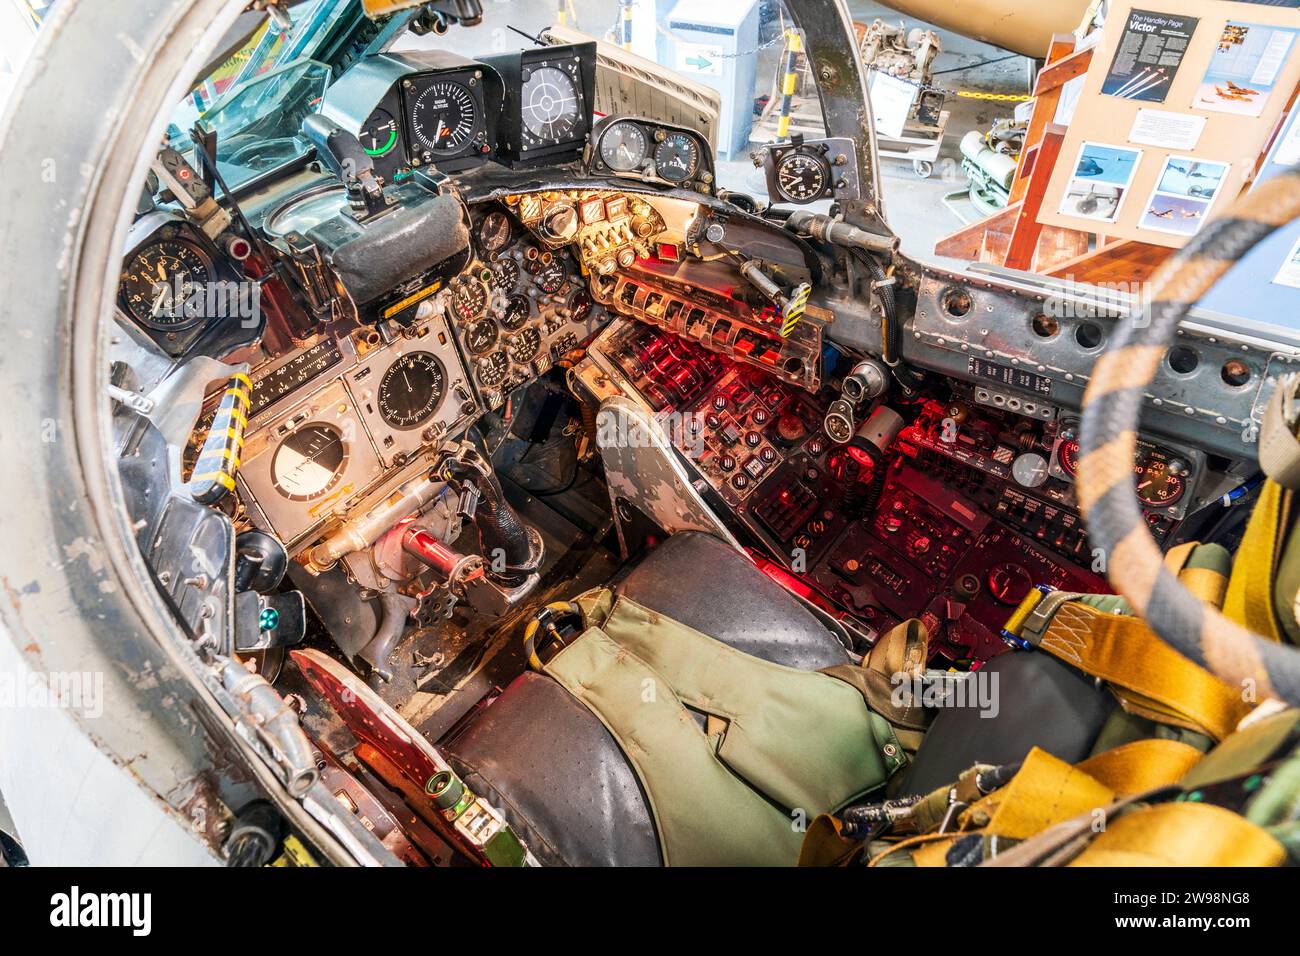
xmin=400 ymin=67 xmax=496 ymax=171
xmin=586 ymin=115 xmax=714 ymax=195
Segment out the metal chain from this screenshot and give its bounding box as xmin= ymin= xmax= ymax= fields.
xmin=650 ymin=23 xmax=788 ymax=60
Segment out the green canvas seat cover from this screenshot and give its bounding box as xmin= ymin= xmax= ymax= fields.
xmin=541 ymin=588 xmax=905 ymax=866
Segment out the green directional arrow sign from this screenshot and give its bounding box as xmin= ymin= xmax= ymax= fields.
xmin=686 ymin=54 xmax=712 ymax=70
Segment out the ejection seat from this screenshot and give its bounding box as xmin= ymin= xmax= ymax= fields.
xmin=441 ymin=532 xmax=1118 ymax=866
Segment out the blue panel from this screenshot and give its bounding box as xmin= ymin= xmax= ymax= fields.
xmin=1197 ymin=217 xmax=1300 ymax=328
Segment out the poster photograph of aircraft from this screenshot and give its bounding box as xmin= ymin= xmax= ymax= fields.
xmin=1140 ymin=157 xmax=1230 ymax=237
xmin=1195 ymin=20 xmax=1300 ymax=118
xmin=1059 ymin=142 xmax=1143 ymax=223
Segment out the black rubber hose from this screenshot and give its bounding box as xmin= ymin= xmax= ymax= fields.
xmin=447 ymin=460 xmax=543 ymax=588
xmin=1077 ymin=167 xmax=1300 ymax=705
xmin=357 ymin=589 xmax=417 ymax=684
xmin=854 ymin=249 xmax=898 ymax=363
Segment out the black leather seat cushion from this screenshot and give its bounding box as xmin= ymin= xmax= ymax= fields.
xmin=614 ymin=532 xmax=853 ymax=671
xmin=444 ymin=671 xmax=662 ymax=866
xmin=897 ymin=649 xmax=1118 ymax=796
xmin=442 ymin=532 xmax=852 ymax=865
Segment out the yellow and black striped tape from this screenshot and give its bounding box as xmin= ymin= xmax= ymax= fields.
xmin=781 ymin=282 xmax=810 ymax=338
xmin=191 ymin=372 xmax=252 ymax=506
xmin=775 ymin=30 xmax=802 ymax=140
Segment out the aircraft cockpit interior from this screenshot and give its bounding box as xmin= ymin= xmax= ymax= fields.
xmin=8 ymin=0 xmax=1300 ymax=874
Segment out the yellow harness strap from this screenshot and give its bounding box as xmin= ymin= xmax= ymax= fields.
xmin=1068 ymin=802 xmax=1285 ymax=867
xmin=977 ymin=747 xmax=1116 ymax=841
xmin=1034 ymin=602 xmax=1253 ymax=741
xmin=1075 ymin=738 xmax=1205 ymax=794
xmin=1223 ymin=479 xmax=1290 ymax=642
xmin=903 ymin=740 xmax=1201 ymax=867
xmin=1167 ymin=541 xmax=1231 ymax=608
xmin=1004 ymin=543 xmax=1242 ymax=740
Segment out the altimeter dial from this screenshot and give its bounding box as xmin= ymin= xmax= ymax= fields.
xmin=378 ymin=351 xmax=447 ymax=430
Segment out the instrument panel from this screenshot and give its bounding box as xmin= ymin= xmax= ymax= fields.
xmin=233 ymin=309 xmax=478 ymax=548
xmin=587 ymin=117 xmax=715 ymax=196
xmin=320 ymin=43 xmax=597 ymax=184
xmin=445 ymin=200 xmax=610 ymax=409
xmin=905 ymin=271 xmax=1274 ymax=461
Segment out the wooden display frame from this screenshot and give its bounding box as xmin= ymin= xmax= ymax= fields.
xmin=937 ymin=2 xmax=1300 ymax=284
xmin=1040 ymin=0 xmax=1300 ymax=249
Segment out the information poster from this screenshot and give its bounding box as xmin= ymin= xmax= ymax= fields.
xmin=1258 ymin=106 xmax=1300 ymax=184
xmin=1194 ymin=20 xmax=1300 ymax=116
xmin=1102 ymin=9 xmax=1200 ymax=103
xmin=1273 ymin=233 xmax=1300 ymax=289
xmin=870 ymin=73 xmax=918 ymax=139
xmin=1127 ymin=108 xmax=1206 ymax=149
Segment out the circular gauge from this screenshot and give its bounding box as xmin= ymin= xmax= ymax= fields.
xmin=521 ymin=65 xmax=581 ymax=143
xmin=1135 ymin=455 xmax=1186 ymax=507
xmin=653 ymin=133 xmax=700 ymax=183
xmin=1012 ymin=452 xmax=1049 ymax=488
xmin=465 ymin=318 xmax=499 ymax=355
xmin=535 ymin=261 xmax=567 ymax=294
xmin=774 ymin=151 xmax=830 ymax=203
xmin=499 ymin=293 xmax=531 ymax=331
xmin=409 ymin=79 xmax=479 ymax=155
xmin=599 ymin=121 xmax=649 ymax=172
xmin=452 ymin=277 xmax=488 ymax=322
xmin=567 ymin=288 xmax=593 ymax=323
xmin=271 ymin=423 xmax=348 ymax=501
xmin=1056 ymin=437 xmax=1080 ymax=478
xmin=378 ymin=351 xmax=447 ymax=430
xmin=541 ymin=203 xmax=579 ymax=243
xmin=508 ymin=327 xmax=542 ymax=364
xmin=988 ymin=563 xmax=1034 ymax=606
xmin=120 ymin=240 xmax=212 ymax=330
xmin=360 ymin=108 xmax=400 ymax=158
xmin=490 ymin=256 xmax=520 ymax=292
xmin=477 ymin=351 xmax=510 ymax=389
xmin=478 ymin=210 xmax=513 ymax=254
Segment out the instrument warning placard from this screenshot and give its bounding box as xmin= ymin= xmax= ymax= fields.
xmin=967 ymin=358 xmax=1053 ymax=396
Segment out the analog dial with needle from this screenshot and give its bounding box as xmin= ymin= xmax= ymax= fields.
xmin=599 ymin=121 xmax=649 ymax=172
xmin=271 ymin=424 xmax=348 ymax=501
xmin=119 ymin=240 xmax=212 ymax=330
xmin=377 ymin=351 xmax=447 ymax=429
